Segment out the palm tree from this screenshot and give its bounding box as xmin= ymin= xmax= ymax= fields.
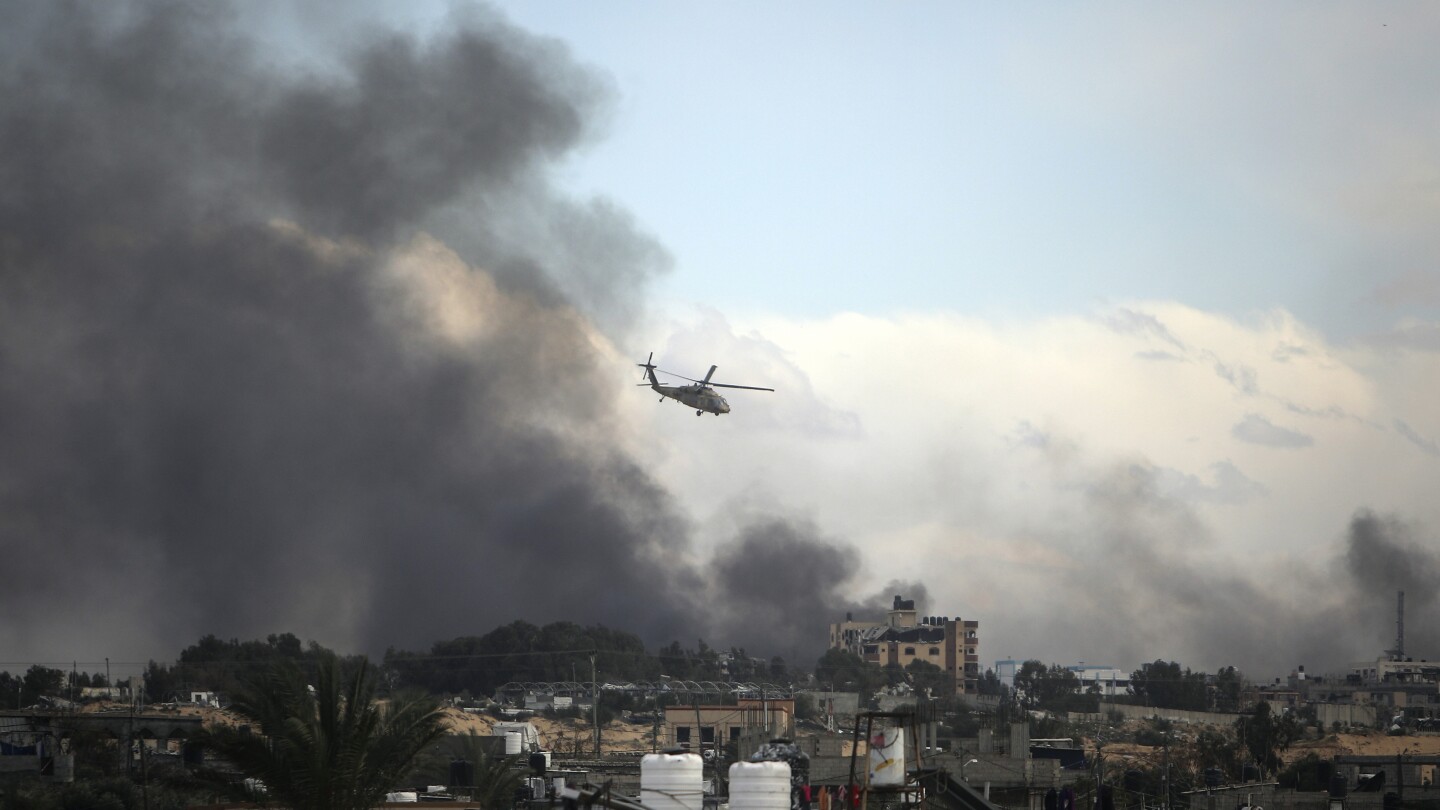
xmin=206 ymin=654 xmax=446 ymax=810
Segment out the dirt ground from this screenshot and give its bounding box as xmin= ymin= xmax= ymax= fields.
xmin=1087 ymin=728 xmax=1440 ymax=766
xmin=83 ymin=701 xmax=660 ymax=755
xmin=1289 ymin=731 xmax=1440 ymax=760
xmin=437 ymin=708 xmax=658 ymax=755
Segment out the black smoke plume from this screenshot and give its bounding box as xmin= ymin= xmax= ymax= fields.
xmin=0 ymin=1 xmax=906 ymax=670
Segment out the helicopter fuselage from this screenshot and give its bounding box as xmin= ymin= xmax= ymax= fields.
xmin=653 ymin=383 xmax=730 ymax=415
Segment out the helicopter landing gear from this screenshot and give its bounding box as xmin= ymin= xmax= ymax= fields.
xmin=696 ymin=410 xmax=703 ymax=416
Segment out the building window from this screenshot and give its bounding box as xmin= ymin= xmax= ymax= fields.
xmin=730 ymin=727 xmax=742 ymax=742
xmin=904 ymin=647 xmax=915 ymax=656
xmin=676 ymin=726 xmax=691 ymax=744
xmin=863 ymin=645 xmax=877 ymax=655
xmin=701 ymin=727 xmax=715 ymax=745
xmin=928 ymin=648 xmax=940 ymax=656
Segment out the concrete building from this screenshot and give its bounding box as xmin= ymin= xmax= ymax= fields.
xmin=1353 ymin=658 xmax=1440 ymax=685
xmin=1064 ymin=665 xmax=1130 ymax=697
xmin=662 ymin=698 xmax=795 ymax=755
xmin=829 ymin=595 xmax=979 ymax=696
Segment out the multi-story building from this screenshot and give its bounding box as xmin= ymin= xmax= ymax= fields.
xmin=828 ymin=595 xmax=979 ymax=696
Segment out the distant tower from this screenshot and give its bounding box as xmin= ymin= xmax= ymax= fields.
xmin=1386 ymin=590 xmax=1406 ymax=661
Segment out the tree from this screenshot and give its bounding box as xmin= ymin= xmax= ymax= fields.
xmin=1235 ymin=702 xmax=1300 ymax=778
xmin=205 ymin=654 xmax=446 ymax=810
xmin=1186 ymin=726 xmax=1243 ymax=782
xmin=1012 ymin=661 xmax=1084 ymax=712
xmin=22 ymin=665 xmax=66 ymax=705
xmin=814 ymin=648 xmax=884 ymax=697
xmin=1129 ymin=660 xmax=1207 ymax=711
xmin=976 ymin=668 xmax=1003 ymax=697
xmin=904 ymin=660 xmax=951 ymax=697
xmin=793 ymin=692 xmax=818 ymax=721
xmin=0 ymin=671 xmax=19 ymax=709
xmin=146 ymin=632 xmax=342 ymax=701
xmin=1212 ymin=666 xmax=1245 ymax=712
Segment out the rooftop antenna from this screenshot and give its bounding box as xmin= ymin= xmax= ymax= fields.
xmin=1386 ymin=590 xmax=1405 ymax=661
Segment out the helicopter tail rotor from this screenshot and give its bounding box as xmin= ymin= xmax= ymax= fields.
xmin=637 ymin=352 xmax=658 ymax=386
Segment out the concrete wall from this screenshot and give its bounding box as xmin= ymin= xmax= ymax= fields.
xmin=1264 ymin=787 xmax=1440 ymax=810
xmin=1314 ymin=702 xmax=1380 ymax=729
xmin=875 ymin=694 xmax=919 ymax=713
xmin=1099 ymin=700 xmax=1381 ymax=731
xmin=1098 ymin=702 xmax=1242 ymax=726
xmin=798 ymin=690 xmax=862 ymax=726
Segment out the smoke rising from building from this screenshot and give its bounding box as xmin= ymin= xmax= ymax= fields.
xmin=0 ymin=1 xmax=899 ymax=667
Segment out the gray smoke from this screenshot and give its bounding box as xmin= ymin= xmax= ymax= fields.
xmin=1343 ymin=509 xmax=1440 ymax=656
xmin=0 ymin=1 xmax=889 ymax=670
xmin=989 ymin=453 xmax=1435 ymax=677
xmin=710 ymin=517 xmax=930 ymax=663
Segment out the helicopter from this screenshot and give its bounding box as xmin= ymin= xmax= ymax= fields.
xmin=637 ymin=352 xmax=774 ymax=415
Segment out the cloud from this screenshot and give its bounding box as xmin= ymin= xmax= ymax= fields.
xmin=1231 ymin=413 xmax=1314 ymax=448
xmin=1102 ymin=308 xmax=1185 ymax=349
xmin=676 ymin=302 xmax=1440 ymax=675
xmin=1135 ymin=350 xmax=1186 ymax=363
xmin=1150 ymin=460 xmax=1269 ymax=505
xmin=1213 ymin=361 xmax=1260 ymax=395
xmin=1394 ymin=419 xmax=1440 ymax=457
xmin=1368 ymin=319 xmax=1440 ymax=353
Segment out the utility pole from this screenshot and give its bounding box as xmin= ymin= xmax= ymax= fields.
xmin=1162 ymin=732 xmax=1170 ymax=810
xmin=591 ymin=654 xmax=600 ymax=758
xmin=1095 ymin=739 xmax=1105 ymax=810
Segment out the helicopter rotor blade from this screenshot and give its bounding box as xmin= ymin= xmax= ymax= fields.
xmin=655 ymin=368 xmax=704 ymax=384
xmin=709 ymin=382 xmax=774 ymax=392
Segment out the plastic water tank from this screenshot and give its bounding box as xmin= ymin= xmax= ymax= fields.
xmin=450 ymin=758 xmax=474 ymax=787
xmin=868 ymin=725 xmax=905 ymax=787
xmin=504 ymin=732 xmax=523 ymax=756
xmin=729 ymin=760 xmax=791 ymax=810
xmin=1329 ymin=774 xmax=1348 ymax=798
xmin=641 ymin=752 xmax=704 ymax=810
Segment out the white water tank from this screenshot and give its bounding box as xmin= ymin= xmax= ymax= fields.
xmin=641 ymin=752 xmax=703 ymax=810
xmin=868 ymin=725 xmax=905 ymax=787
xmin=729 ymin=760 xmax=791 ymax=810
xmin=504 ymin=732 xmax=523 ymax=756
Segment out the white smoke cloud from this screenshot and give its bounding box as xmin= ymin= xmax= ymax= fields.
xmin=629 ymin=301 xmax=1440 ymax=676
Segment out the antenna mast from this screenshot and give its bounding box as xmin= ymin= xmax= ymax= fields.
xmin=1387 ymin=590 xmax=1406 ymax=661
xmin=1396 ymin=590 xmax=1405 ymax=660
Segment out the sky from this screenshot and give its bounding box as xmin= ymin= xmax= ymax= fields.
xmin=2 ymin=1 xmax=1438 ymax=685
